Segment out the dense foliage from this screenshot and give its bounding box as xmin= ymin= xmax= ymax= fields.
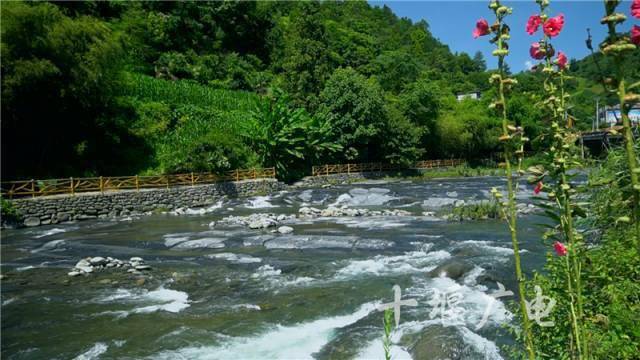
xmin=0 ymin=0 xmax=635 ymax=182
xmin=0 ymin=0 xmax=521 ymax=181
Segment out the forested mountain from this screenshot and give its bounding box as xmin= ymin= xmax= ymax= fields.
xmin=0 ymin=1 xmax=629 ymax=181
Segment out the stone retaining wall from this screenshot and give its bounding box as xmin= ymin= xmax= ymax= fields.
xmin=8 ymin=178 xmax=285 ymax=227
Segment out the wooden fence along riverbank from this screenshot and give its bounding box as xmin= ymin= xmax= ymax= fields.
xmin=2 ymin=159 xmax=465 ymax=199
xmin=311 ymin=159 xmax=465 ymax=176
xmin=1 ymin=168 xmax=276 ymax=199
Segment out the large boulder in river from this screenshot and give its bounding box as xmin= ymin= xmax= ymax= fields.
xmin=407 ymin=325 xmax=467 ymax=360
xmin=24 ymin=217 xmax=41 ymax=227
xmin=427 ymin=259 xmax=473 ymax=280
xmin=277 ymin=226 xmax=294 ymax=234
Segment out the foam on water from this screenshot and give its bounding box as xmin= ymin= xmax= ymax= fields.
xmin=459 ymin=327 xmax=503 ymax=359
xmin=73 ymin=342 xmax=108 ymax=360
xmin=457 ymin=240 xmax=528 ymax=256
xmin=335 ymin=249 xmax=451 ymax=278
xmin=250 ymin=264 xmax=315 ymax=289
xmin=251 ymin=264 xmax=282 ymax=278
xmin=330 ymin=187 xmax=397 ymax=206
xmin=153 ymin=301 xmax=379 ymax=360
xmin=406 ymin=276 xmax=512 ymax=329
xmin=356 ymin=340 xmax=412 ymax=360
xmin=95 ymin=286 xmax=190 ymax=318
xmin=206 ymin=253 xmax=262 ymax=264
xmin=34 ymin=228 xmax=69 ymax=238
xmin=245 ymin=196 xmax=276 ymax=209
xmin=231 ymin=304 xmax=261 ymax=311
xmin=170 ymin=200 xmax=224 ymax=215
xmin=263 ymin=234 xmax=393 ymax=250
xmin=335 ymin=217 xmax=409 ymax=229
xmin=422 ymin=197 xmax=458 ymax=208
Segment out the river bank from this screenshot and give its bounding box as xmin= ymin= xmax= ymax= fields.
xmin=3 ymin=167 xmax=506 ymax=229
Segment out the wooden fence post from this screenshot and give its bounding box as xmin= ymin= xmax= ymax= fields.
xmin=166 ymin=176 xmax=170 ymax=189
xmin=235 ymin=169 xmax=239 ymax=182
xmin=31 ymin=179 xmax=35 ymax=198
xmin=99 ymin=176 xmax=104 ymax=193
xmin=253 ymin=168 xmax=256 ymax=179
xmin=347 ymin=163 xmax=351 ymax=174
xmin=191 ymin=172 xmax=195 ymax=186
xmin=325 ymin=165 xmax=329 ymax=176
xmin=70 ymin=177 xmax=74 ymax=196
xmin=135 ymin=175 xmax=139 ymax=191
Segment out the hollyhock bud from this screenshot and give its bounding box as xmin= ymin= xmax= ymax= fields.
xmin=632 ymin=0 xmax=640 ymax=19
xmin=526 ymin=15 xmax=542 ymax=35
xmin=529 ymin=42 xmax=545 ymax=60
xmin=534 ymin=181 xmax=543 ymax=194
xmin=556 ymin=51 xmax=568 ymax=70
xmin=554 ymin=241 xmax=568 ymax=256
xmin=473 ymin=19 xmax=491 ymax=39
xmin=632 ymin=25 xmax=640 ymax=46
xmin=543 ymin=14 xmax=565 ymax=37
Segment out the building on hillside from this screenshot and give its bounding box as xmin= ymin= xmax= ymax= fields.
xmin=456 ymin=91 xmax=480 ymax=101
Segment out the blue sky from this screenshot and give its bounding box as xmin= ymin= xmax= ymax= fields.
xmin=369 ymin=1 xmax=637 ymax=73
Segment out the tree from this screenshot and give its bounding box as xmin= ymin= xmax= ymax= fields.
xmin=247 ymin=89 xmax=340 ymax=181
xmin=277 ymin=2 xmax=332 ymax=108
xmin=472 ymin=51 xmax=487 ymax=72
xmin=1 ymin=2 xmax=125 ymax=178
xmin=318 ymin=67 xmax=388 ymax=162
xmin=382 ymin=105 xmax=424 ymax=165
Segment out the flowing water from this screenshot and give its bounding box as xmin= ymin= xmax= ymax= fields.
xmin=1 ymin=177 xmax=548 ymax=360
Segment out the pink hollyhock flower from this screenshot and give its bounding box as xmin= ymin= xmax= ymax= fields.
xmin=526 ymin=15 xmax=542 ymax=35
xmin=556 ymin=51 xmax=568 ymax=70
xmin=529 ymin=42 xmax=545 ymax=60
xmin=534 ymin=181 xmax=543 ymax=194
xmin=632 ymin=0 xmax=640 ymax=19
xmin=554 ymin=241 xmax=568 ymax=256
xmin=543 ymin=14 xmax=565 ymax=37
xmin=632 ymin=25 xmax=640 ymax=46
xmin=473 ymin=19 xmax=491 ymax=39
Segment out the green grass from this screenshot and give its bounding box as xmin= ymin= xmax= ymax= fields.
xmin=438 ymin=200 xmax=501 ymax=221
xmin=409 ymin=165 xmax=501 ymax=180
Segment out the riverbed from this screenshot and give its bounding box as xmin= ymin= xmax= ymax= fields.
xmin=1 ymin=176 xmax=547 ymax=359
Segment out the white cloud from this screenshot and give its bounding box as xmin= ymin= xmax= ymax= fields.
xmin=524 ymin=60 xmax=534 ymax=70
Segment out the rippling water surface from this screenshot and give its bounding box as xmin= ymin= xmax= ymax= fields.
xmin=1 ymin=176 xmax=547 ymax=359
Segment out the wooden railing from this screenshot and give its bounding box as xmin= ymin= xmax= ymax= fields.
xmin=311 ymin=159 xmax=464 ymax=176
xmin=1 ymin=167 xmax=276 ymax=199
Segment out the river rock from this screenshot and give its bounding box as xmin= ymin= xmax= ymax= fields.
xmin=427 ymin=259 xmax=473 ymax=280
xmin=173 ymin=238 xmax=226 ymax=249
xmin=56 ymin=213 xmax=71 ymax=222
xmin=277 ymin=226 xmax=294 ymax=234
xmin=130 ymin=257 xmax=143 ymax=262
xmin=406 ymin=325 xmax=468 ymax=360
xmin=24 ymin=217 xmax=41 ymax=227
xmin=90 ymin=257 xmax=107 ymax=266
xmin=67 ymin=271 xmax=82 ymax=277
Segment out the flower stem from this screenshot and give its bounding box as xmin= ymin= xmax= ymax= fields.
xmin=496 ymin=34 xmax=536 ymax=360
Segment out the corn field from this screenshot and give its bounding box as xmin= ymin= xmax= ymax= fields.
xmin=123 ymin=73 xmax=260 ymax=112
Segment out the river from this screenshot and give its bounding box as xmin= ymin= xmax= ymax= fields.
xmin=1 ymin=176 xmax=547 ymax=359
